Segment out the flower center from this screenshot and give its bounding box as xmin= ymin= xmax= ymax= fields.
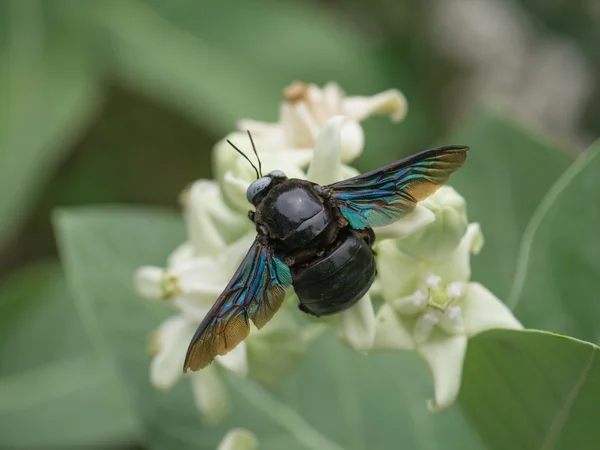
xmin=427 ymin=285 xmax=456 ymax=312
xmin=160 ymin=272 xmax=180 ymax=299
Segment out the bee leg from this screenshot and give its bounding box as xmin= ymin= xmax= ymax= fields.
xmin=248 ymin=211 xmax=255 ymax=222
xmin=355 ymin=227 xmax=376 ymax=248
xmin=298 ymin=303 xmax=320 ymax=317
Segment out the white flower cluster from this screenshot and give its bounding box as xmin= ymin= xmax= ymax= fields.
xmin=135 ymin=81 xmax=521 ymax=421
xmin=373 ymin=186 xmax=522 ymax=409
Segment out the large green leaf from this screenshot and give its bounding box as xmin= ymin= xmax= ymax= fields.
xmin=54 ymin=206 xmax=484 ymax=449
xmin=447 ymin=110 xmax=573 ymax=299
xmin=508 ymin=142 xmax=600 ymax=343
xmin=0 ymin=0 xmax=102 ymax=250
xmin=460 ymin=329 xmax=600 ymax=450
xmin=0 ymin=262 xmax=139 ymax=448
xmin=91 ymin=0 xmax=387 ymax=134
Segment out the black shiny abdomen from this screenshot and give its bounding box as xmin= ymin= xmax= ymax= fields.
xmin=292 ymin=230 xmax=376 ymax=316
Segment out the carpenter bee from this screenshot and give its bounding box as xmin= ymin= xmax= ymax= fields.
xmin=183 ymin=132 xmax=468 ymax=372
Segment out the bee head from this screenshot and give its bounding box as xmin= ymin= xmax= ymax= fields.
xmin=246 ymin=170 xmax=287 ymax=206
xmin=227 ymin=132 xmax=289 ymax=206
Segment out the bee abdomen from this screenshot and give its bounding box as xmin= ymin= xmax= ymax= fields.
xmin=292 ymin=230 xmax=376 ymax=316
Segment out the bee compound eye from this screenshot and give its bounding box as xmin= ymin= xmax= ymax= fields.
xmin=246 ymin=177 xmax=272 ymax=204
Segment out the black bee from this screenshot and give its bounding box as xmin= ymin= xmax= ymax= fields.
xmin=184 ymin=132 xmax=468 ymax=371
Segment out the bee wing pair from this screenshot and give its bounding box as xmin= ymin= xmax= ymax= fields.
xmin=183 ymin=145 xmax=468 ymax=372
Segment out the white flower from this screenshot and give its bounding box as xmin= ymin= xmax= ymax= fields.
xmin=374 ymin=194 xmax=522 ymax=411
xmin=396 ymin=186 xmax=469 ymax=263
xmin=217 ymin=428 xmax=259 ymax=450
xmin=239 ymin=81 xmax=407 ymax=162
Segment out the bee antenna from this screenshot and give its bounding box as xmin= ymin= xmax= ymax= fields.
xmin=246 ymin=130 xmax=263 ymax=177
xmin=226 ymin=139 xmax=260 ymax=180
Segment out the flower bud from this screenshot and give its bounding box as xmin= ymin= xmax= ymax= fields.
xmin=396 ymin=186 xmax=468 ymax=263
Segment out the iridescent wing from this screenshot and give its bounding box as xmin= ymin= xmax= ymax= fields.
xmin=326 ymin=145 xmax=468 ymax=229
xmin=183 ymin=237 xmax=292 ymax=372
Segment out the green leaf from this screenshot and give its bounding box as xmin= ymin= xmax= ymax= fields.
xmin=447 ymin=110 xmax=573 ymax=299
xmin=0 ymin=0 xmax=102 ymax=249
xmin=0 ymin=262 xmax=139 ymax=448
xmin=508 ymin=142 xmax=600 ymax=343
xmin=92 ymin=0 xmax=386 ymax=133
xmin=460 ymin=329 xmax=600 ymax=450
xmin=54 ymin=206 xmax=485 ymax=449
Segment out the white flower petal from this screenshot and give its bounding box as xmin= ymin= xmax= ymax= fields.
xmin=469 ymin=224 xmax=484 ymax=255
xmin=189 ymin=365 xmax=229 ymax=423
xmin=176 ymin=258 xmax=226 ymax=294
xmin=461 ymin=282 xmax=523 ymax=336
xmin=446 ymin=281 xmax=466 ymax=299
xmin=134 ymin=266 xmax=165 ymax=299
xmin=418 ymin=332 xmax=467 ymax=411
xmin=217 ymin=341 xmax=249 ymax=377
xmin=340 ymin=119 xmax=365 ymax=162
xmin=373 ymin=304 xmax=415 ymax=350
xmin=217 ymin=428 xmax=259 ymax=450
xmin=397 ymin=186 xmax=468 ymax=264
xmin=413 ymin=311 xmax=440 ymax=345
xmin=376 ymin=240 xmax=423 ymax=301
xmin=207 ymin=190 xmax=253 ymax=245
xmin=337 ymin=293 xmax=376 ymax=353
xmin=167 ymin=242 xmax=194 ymax=266
xmin=342 ymin=89 xmax=408 ymax=122
xmin=186 ymin=180 xmax=228 ymax=256
xmin=212 ymin=132 xmax=248 ymax=181
xmin=369 ymin=277 xmax=382 ymax=298
xmin=374 ymin=205 xmax=435 ymax=241
xmin=261 ymin=149 xmax=314 ymax=172
xmin=222 ymin=171 xmax=253 ymax=213
xmin=430 ymin=223 xmax=483 ymax=283
xmin=307 ymin=115 xmax=346 ymax=184
xmin=393 ymin=289 xmax=428 ymax=315
xmin=172 ymin=297 xmax=211 ymax=322
xmin=175 ymin=256 xmax=224 ymax=283
xmin=438 ymin=305 xmax=465 ymax=335
xmin=220 ymin=232 xmax=257 ymax=274
xmin=281 ymin=102 xmax=319 ymax=148
xmin=168 ymin=257 xmax=229 ymax=318
xmin=150 ymin=315 xmax=194 ymax=389
xmin=322 ymin=82 xmax=344 ymax=115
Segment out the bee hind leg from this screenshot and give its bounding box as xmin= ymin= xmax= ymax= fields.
xmin=298 ymin=303 xmax=320 ymax=317
xmin=354 ymin=227 xmax=376 ymax=249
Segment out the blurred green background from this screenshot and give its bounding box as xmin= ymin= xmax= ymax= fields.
xmin=1 ymin=0 xmax=599 ymax=449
